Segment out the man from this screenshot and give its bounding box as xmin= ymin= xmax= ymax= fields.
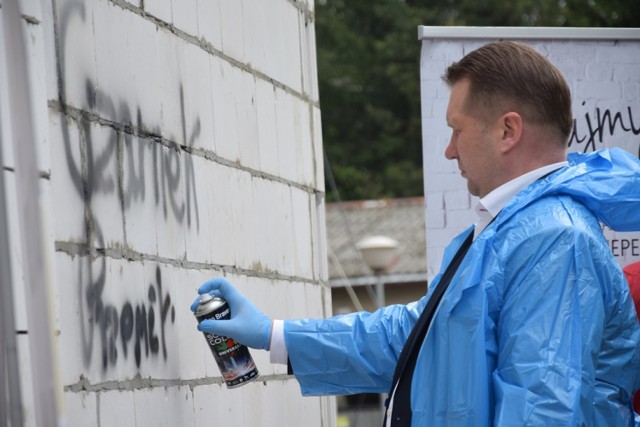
xmin=193 ymin=41 xmax=640 ymax=425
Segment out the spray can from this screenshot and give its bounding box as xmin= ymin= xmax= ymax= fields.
xmin=194 ymin=294 xmax=259 ymax=388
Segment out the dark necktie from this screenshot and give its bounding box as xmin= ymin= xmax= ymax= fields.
xmin=383 ymin=228 xmax=474 ymax=426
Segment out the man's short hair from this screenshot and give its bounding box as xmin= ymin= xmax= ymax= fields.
xmin=443 ymin=41 xmax=573 ymax=145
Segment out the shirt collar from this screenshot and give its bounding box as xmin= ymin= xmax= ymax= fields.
xmin=478 ymin=161 xmax=568 ymax=219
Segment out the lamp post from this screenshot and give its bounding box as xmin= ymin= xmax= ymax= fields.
xmin=356 ymin=235 xmax=399 ymax=421
xmin=356 ymin=235 xmax=399 ymax=309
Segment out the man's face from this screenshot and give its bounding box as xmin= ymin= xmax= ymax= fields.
xmin=444 ymin=79 xmax=501 ymax=198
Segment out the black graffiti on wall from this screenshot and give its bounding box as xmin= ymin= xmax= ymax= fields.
xmin=58 ymin=1 xmax=200 ymax=370
xmin=569 ymin=102 xmax=640 ymax=158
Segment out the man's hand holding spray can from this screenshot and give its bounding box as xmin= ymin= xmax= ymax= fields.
xmin=191 ymin=278 xmax=273 ymax=388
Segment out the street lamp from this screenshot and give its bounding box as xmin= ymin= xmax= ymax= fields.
xmin=356 ymin=235 xmax=399 ymax=309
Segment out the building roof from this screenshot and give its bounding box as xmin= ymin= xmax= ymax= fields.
xmin=326 ymin=197 xmax=427 ymax=287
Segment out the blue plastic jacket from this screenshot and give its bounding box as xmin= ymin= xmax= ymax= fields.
xmin=285 ymin=148 xmax=640 ymax=426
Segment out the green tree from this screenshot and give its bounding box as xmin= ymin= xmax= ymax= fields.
xmin=318 ymin=0 xmax=639 ymax=202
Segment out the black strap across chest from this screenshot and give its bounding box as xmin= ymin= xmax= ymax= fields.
xmin=384 ymin=229 xmax=474 ymax=427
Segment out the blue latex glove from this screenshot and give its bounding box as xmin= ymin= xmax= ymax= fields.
xmin=191 ymin=277 xmax=272 ymax=350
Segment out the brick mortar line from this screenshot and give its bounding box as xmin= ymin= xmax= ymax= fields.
xmin=47 ymin=99 xmax=324 ymax=197
xmin=108 ymin=0 xmax=319 ymax=108
xmin=64 ymin=373 xmax=294 ymax=392
xmin=53 ymin=240 xmax=325 ymax=286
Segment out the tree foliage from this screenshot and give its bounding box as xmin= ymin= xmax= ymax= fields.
xmin=317 ymin=0 xmax=639 ymax=202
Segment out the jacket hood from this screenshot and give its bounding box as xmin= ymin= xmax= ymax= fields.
xmin=501 ymin=148 xmax=640 ymax=232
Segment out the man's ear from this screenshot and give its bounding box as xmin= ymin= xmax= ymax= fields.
xmin=499 ymin=112 xmax=523 ymax=154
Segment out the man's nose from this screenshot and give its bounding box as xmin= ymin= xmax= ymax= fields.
xmin=444 ymin=136 xmax=457 ymax=160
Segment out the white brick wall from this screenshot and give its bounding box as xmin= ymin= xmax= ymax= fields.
xmin=1 ymin=0 xmax=333 ymax=425
xmin=420 ymin=32 xmax=640 ymax=281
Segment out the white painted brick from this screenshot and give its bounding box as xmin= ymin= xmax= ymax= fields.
xmin=614 ymin=63 xmax=640 ymax=82
xmin=576 ymin=80 xmax=621 ymax=100
xmin=255 ymin=79 xmax=280 ymax=176
xmin=586 ymin=62 xmax=614 ymax=81
xmin=311 ymin=106 xmax=325 ymax=191
xmin=157 ymin=34 xmax=188 ymax=143
xmin=302 ymin=18 xmax=320 ymax=101
xmin=596 ymin=42 xmax=640 ymax=64
xmin=251 ymin=178 xmax=283 ymax=271
xmin=231 ymin=170 xmax=258 ymax=268
xmin=623 ymin=82 xmax=638 ymax=102
xmin=196 ymin=0 xmax=223 ymax=51
xmin=276 ymin=2 xmax=303 ymax=93
xmin=99 ymin=390 xmax=136 ymax=426
xmin=426 ymin=208 xmax=445 ymax=229
xmin=154 ymin=145 xmax=189 ymax=260
xmin=275 ymin=88 xmax=298 ymax=182
xmin=193 ymin=383 xmax=225 ymax=425
xmin=132 ymin=386 xmax=194 ymax=426
xmin=295 ymin=97 xmax=314 ymax=186
xmin=126 ymin=16 xmax=163 ymax=134
xmin=53 ymin=0 xmax=98 ymax=111
xmin=144 ymin=0 xmax=173 ymax=24
xmin=291 ymin=188 xmax=314 ymax=279
xmin=235 ymin=73 xmax=261 ymax=170
xmin=210 ymin=56 xmax=240 ymax=161
xmin=180 ymin=161 xmax=212 ymax=262
xmin=444 ymin=189 xmax=470 ymax=210
xmin=15 ymin=335 xmax=36 ymax=427
xmin=93 ymin=1 xmax=136 ymax=123
xmin=63 ymin=391 xmax=98 ymax=427
xmin=85 ymin=123 xmax=124 ymax=249
xmin=122 ymin=135 xmax=159 ymax=256
xmin=183 ymin=43 xmax=216 ymax=153
xmin=205 ymin=164 xmax=239 ymax=266
xmin=172 ymin=0 xmax=199 ymax=37
xmin=48 ymin=113 xmax=86 ymax=243
xmin=219 ymin=0 xmax=245 ymax=61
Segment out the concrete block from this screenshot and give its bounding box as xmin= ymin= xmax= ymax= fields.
xmin=275 ymin=88 xmax=298 ymax=182
xmin=255 ymin=79 xmax=280 ymax=177
xmin=275 ymin=2 xmax=303 ymax=93
xmin=154 ymin=144 xmax=189 ymax=260
xmin=125 ymin=16 xmax=163 ymax=134
xmin=63 ymin=391 xmax=98 ymax=427
xmin=93 ymin=0 xmax=136 ymax=123
xmin=181 ymin=156 xmax=212 ymax=264
xmin=596 ymin=42 xmax=640 ymax=64
xmin=444 ymin=189 xmax=470 ymax=210
xmin=85 ymin=122 xmax=124 ymax=249
xmin=193 ymin=383 xmax=225 ymax=425
xmin=426 ymin=208 xmax=445 ymax=230
xmin=242 ymin=0 xmax=271 ymax=76
xmin=294 ymin=98 xmax=314 ymax=186
xmin=230 ymin=170 xmax=258 ymax=269
xmin=311 ymin=106 xmax=324 ymax=191
xmin=250 ymin=177 xmax=282 ymax=271
xmin=132 ymin=386 xmax=194 ymax=426
xmin=219 ymin=0 xmax=245 ymax=62
xmin=99 ymin=390 xmax=136 ymax=426
xmin=576 ymin=80 xmax=621 ymax=101
xmin=122 ymin=135 xmax=159 ymax=256
xmin=156 ymin=35 xmax=188 ymax=143
xmin=614 ymin=63 xmax=640 ymax=82
xmin=145 ymin=0 xmax=173 ymax=24
xmin=210 ymin=56 xmax=240 ymax=162
xmin=54 ymin=0 xmax=98 ymax=111
xmin=196 ymin=0 xmax=223 ymax=51
xmin=302 ymin=17 xmax=320 ymax=101
xmin=172 ymin=0 xmax=199 ymax=37
xmin=235 ymin=72 xmax=260 ymax=171
xmin=290 ymin=188 xmax=314 ymax=279
xmin=183 ymin=43 xmax=216 ymax=153
xmin=48 ymin=113 xmax=87 ymax=243
xmin=206 ymin=164 xmax=239 ymax=267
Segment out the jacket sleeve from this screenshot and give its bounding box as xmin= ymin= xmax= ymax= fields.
xmin=492 ymin=207 xmax=640 ymax=426
xmin=283 ymin=301 xmax=421 ymax=395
